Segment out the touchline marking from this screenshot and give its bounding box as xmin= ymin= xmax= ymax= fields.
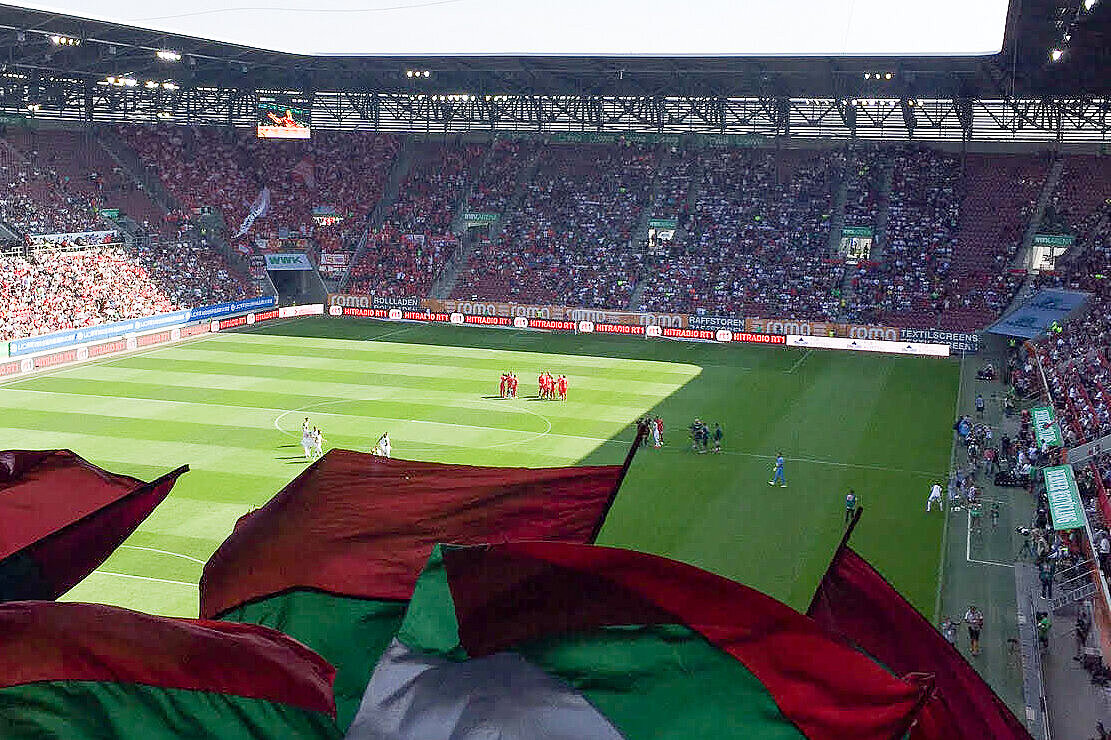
xmin=92 ymin=571 xmax=198 ymax=587
xmin=118 ymin=544 xmax=206 ymax=565
xmin=707 ymin=447 xmax=945 ymax=478
xmin=965 ymin=509 xmax=1014 ymax=569
xmin=786 ymin=349 xmax=813 ymax=374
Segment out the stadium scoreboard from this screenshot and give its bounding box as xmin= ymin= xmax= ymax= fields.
xmin=257 ymin=96 xmax=311 ymax=140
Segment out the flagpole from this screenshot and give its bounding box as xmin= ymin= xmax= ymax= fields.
xmin=805 ymin=506 xmax=863 ymax=616
xmin=589 ymin=421 xmax=647 ymax=543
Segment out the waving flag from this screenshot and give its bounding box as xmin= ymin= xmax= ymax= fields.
xmin=202 ymin=444 xmax=639 ymax=728
xmin=807 ymin=512 xmax=1030 ymax=739
xmin=233 ymin=186 xmax=271 ymax=239
xmin=348 ymin=542 xmax=932 ymax=740
xmin=0 ymin=450 xmax=186 ymax=602
xmin=0 ymin=601 xmax=340 ymax=739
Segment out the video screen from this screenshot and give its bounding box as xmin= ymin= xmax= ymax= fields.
xmin=257 ymin=100 xmax=310 ymax=140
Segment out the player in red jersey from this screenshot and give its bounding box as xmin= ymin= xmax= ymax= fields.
xmin=509 ymin=373 xmax=518 ymax=397
xmin=499 ymin=373 xmax=507 ymax=398
xmin=538 ymin=373 xmax=546 ymax=399
xmin=557 ymin=374 xmax=567 ymax=401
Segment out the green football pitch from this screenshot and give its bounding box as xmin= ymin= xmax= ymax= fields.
xmin=0 ymin=317 xmax=959 ymax=618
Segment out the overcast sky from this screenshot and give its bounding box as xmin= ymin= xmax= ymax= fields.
xmin=16 ymin=0 xmax=1009 ymax=57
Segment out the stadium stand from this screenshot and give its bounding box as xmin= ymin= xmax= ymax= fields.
xmin=840 ymin=144 xmax=887 ymax=230
xmin=649 ymin=147 xmax=698 ymax=225
xmin=3 ymin=129 xmax=167 ymax=235
xmin=119 ymin=125 xmax=399 ymax=246
xmin=637 ymin=148 xmax=841 ymax=319
xmin=1026 ymin=213 xmax=1111 ymax=448
xmin=450 ymin=142 xmax=656 ymax=309
xmin=847 ymin=145 xmax=961 ymax=327
xmin=5 ymin=129 xmax=1107 ymax=339
xmin=0 ymin=241 xmax=252 ymax=341
xmin=0 ymin=135 xmax=104 ymax=237
xmin=1043 ymin=155 xmax=1111 ymax=237
xmin=945 ymin=153 xmax=1050 ymax=329
xmin=464 ymin=138 xmax=539 ymax=215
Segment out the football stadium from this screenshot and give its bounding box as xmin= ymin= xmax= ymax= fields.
xmin=0 ymin=0 xmax=1107 ymax=736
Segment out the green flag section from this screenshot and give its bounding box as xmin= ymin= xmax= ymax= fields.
xmin=808 ymin=543 xmax=1032 ymax=739
xmin=1030 ymin=406 xmax=1063 ymax=447
xmin=347 ymin=543 xmax=932 ymax=740
xmin=1043 ymin=465 xmax=1085 ymax=530
xmin=0 ymin=601 xmax=340 ymax=739
xmin=202 ymin=447 xmax=636 ymax=728
xmin=0 ymin=450 xmax=187 ymax=602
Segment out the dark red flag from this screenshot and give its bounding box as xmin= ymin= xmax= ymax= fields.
xmin=0 ymin=450 xmax=187 ymax=601
xmin=807 ymin=543 xmax=1031 ymax=739
xmin=200 ymin=447 xmax=633 ymax=618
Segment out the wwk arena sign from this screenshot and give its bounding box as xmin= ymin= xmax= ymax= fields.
xmin=265 ymin=253 xmax=313 ymax=271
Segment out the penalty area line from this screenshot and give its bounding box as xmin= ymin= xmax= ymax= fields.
xmin=91 ymin=571 xmax=199 ymax=587
xmin=118 ymin=544 xmax=206 ymax=565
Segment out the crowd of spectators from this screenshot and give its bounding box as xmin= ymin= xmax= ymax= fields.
xmin=6 ymin=128 xmax=1106 ymax=340
xmin=0 ymin=240 xmax=252 ymax=341
xmin=5 ymin=129 xmax=167 ymax=236
xmin=838 ymin=144 xmax=887 ymax=230
xmin=1013 ymin=191 xmax=1111 ymax=559
xmin=379 ymin=142 xmax=484 ymax=237
xmin=464 ymin=139 xmax=538 ymax=215
xmin=637 ymin=148 xmax=842 ymax=319
xmin=345 ymin=228 xmax=454 ymax=298
xmin=451 ymin=142 xmax=656 ymax=309
xmin=0 ymin=138 xmax=103 ymax=236
xmin=846 ymin=146 xmax=962 ymax=326
xmin=120 ymin=125 xmax=399 ymax=247
xmin=649 ymin=148 xmax=698 ymax=224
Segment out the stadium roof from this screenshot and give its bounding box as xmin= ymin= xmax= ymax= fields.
xmin=5 ymin=0 xmax=1010 ymax=57
xmin=0 ymin=0 xmax=1105 ymax=98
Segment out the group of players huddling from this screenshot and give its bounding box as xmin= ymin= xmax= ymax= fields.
xmin=301 ymin=417 xmax=325 ymax=460
xmin=498 ymin=372 xmax=568 ymax=400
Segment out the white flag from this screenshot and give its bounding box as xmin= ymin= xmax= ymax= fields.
xmin=233 ymin=187 xmax=271 ymax=239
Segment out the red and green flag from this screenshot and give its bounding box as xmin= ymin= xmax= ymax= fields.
xmin=807 ymin=540 xmax=1031 ymax=739
xmin=347 ymin=542 xmax=932 ymax=740
xmin=201 ymin=447 xmax=637 ymax=728
xmin=0 ymin=449 xmax=186 ymax=602
xmin=0 ymin=601 xmax=340 ymax=738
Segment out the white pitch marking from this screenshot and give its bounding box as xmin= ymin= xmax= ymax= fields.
xmin=786 ymin=349 xmax=813 ymax=374
xmin=965 ymin=509 xmax=1014 ymax=568
xmin=91 ymin=571 xmax=199 ymax=587
xmin=366 ymin=326 xmax=414 ymax=342
xmin=118 ymin=544 xmax=206 ymax=565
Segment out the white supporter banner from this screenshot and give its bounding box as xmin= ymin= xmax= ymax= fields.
xmin=786 ymin=334 xmax=950 ymax=357
xmin=278 ymin=304 xmax=325 ymax=318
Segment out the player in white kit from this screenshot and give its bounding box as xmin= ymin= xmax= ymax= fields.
xmin=927 ymin=483 xmax=943 ymax=512
xmin=312 ymin=427 xmax=324 ymax=460
xmin=373 ymin=432 xmax=392 ymax=458
xmin=301 ymin=419 xmax=314 ymax=460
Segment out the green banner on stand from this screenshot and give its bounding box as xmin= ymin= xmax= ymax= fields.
xmin=1042 ymin=465 xmax=1084 ymax=530
xmin=1031 ymin=406 xmax=1063 ymax=447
